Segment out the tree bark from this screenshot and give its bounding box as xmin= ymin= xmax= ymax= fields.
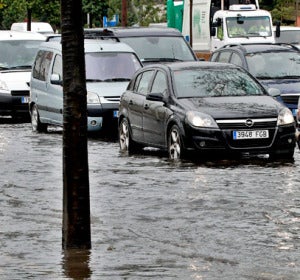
xmin=61 ymin=0 xmax=91 ymax=249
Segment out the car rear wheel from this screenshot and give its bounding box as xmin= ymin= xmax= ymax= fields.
xmin=168 ymin=125 xmax=184 ymax=160
xmin=31 ymin=104 xmax=47 ymax=132
xmin=119 ymin=118 xmax=140 ymax=153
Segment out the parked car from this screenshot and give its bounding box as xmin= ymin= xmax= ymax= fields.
xmin=11 ymin=22 xmax=54 ymax=35
xmin=118 ymin=62 xmax=296 ymax=160
xmin=210 ymin=43 xmax=300 ymax=117
xmin=30 ymin=39 xmax=142 ymax=133
xmin=84 ymin=27 xmax=198 ymax=65
xmin=0 ymin=30 xmax=46 ymax=119
xmin=273 ymin=25 xmax=300 ymax=50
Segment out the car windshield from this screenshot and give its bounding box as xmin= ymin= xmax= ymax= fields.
xmin=119 ymin=36 xmax=196 ymax=62
xmin=246 ymin=51 xmax=300 ymax=79
xmin=274 ymin=30 xmax=300 ymax=44
xmin=226 ymin=16 xmax=272 ymax=38
xmin=85 ymin=52 xmax=141 ymax=81
xmin=173 ymin=67 xmax=264 ymax=98
xmin=0 ymin=40 xmax=43 ymax=69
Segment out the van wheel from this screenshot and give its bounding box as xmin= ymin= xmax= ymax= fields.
xmin=31 ymin=105 xmax=47 ymax=132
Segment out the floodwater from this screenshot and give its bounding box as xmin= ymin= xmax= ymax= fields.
xmin=1 ymin=121 xmax=300 ymax=279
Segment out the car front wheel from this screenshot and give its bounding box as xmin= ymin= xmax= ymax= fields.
xmin=119 ymin=118 xmax=140 ymax=153
xmin=168 ymin=125 xmax=184 ymax=160
xmin=31 ymin=104 xmax=47 ymax=132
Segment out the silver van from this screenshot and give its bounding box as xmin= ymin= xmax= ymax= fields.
xmin=29 ymin=39 xmax=142 ymax=132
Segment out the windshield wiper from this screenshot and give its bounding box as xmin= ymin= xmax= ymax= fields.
xmin=8 ymin=65 xmax=32 ymax=70
xmin=103 ymin=78 xmax=131 ymax=82
xmin=142 ymin=58 xmax=183 ymax=62
xmin=86 ymin=79 xmax=104 ymax=82
xmin=276 ymin=75 xmax=300 ymax=79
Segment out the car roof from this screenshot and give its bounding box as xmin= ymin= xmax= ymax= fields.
xmin=141 ymin=61 xmax=240 ymax=71
xmin=84 ymin=26 xmax=184 ymax=39
xmin=38 ymin=38 xmax=138 ymax=53
xmin=0 ymin=30 xmax=46 ymax=41
xmin=216 ymin=43 xmax=300 ymax=54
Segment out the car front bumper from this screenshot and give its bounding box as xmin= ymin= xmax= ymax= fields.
xmin=0 ymin=91 xmax=30 ymax=117
xmin=183 ymin=124 xmax=296 ymax=157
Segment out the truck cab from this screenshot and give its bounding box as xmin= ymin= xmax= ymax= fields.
xmin=168 ymin=0 xmax=275 ymax=60
xmin=211 ymin=4 xmax=274 ymax=51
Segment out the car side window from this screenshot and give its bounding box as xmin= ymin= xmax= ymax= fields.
xmin=230 ymin=53 xmax=243 ymax=67
xmin=32 ymin=50 xmax=53 ymax=81
xmin=52 ymin=54 xmax=62 ymax=77
xmin=218 ymin=51 xmax=231 ymax=63
xmin=136 ymin=70 xmax=154 ymax=95
xmin=151 ymin=71 xmax=167 ymax=96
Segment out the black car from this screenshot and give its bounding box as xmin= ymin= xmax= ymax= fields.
xmin=84 ymin=27 xmax=198 ymax=65
xmin=210 ymin=43 xmax=300 ymax=117
xmin=118 ymin=62 xmax=296 ymax=160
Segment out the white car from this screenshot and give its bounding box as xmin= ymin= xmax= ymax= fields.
xmin=0 ymin=30 xmax=46 ymax=119
xmin=29 ymin=39 xmax=142 ymax=133
xmin=273 ymin=25 xmax=300 ymax=49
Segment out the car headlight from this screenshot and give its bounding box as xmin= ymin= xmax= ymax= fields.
xmin=277 ymin=108 xmax=294 ymax=126
xmin=186 ymin=111 xmax=218 ymax=128
xmin=87 ymin=91 xmax=100 ymax=104
xmin=0 ymin=80 xmax=9 ymax=91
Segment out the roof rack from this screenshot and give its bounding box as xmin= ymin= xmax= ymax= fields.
xmin=84 ymin=28 xmax=120 ymax=42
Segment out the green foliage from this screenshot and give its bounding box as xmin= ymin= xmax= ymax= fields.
xmin=82 ymin=0 xmax=109 ymax=27
xmin=0 ymin=0 xmax=60 ymax=30
xmin=108 ymin=0 xmax=166 ymax=26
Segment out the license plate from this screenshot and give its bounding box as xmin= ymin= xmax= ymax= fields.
xmin=113 ymin=110 xmax=119 ymax=118
xmin=233 ymin=130 xmax=269 ymax=140
xmin=21 ymin=96 xmax=29 ymax=103
xmin=292 ymin=109 xmax=298 ymax=116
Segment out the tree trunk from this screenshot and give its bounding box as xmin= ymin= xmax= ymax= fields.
xmin=61 ymin=0 xmax=91 ymax=249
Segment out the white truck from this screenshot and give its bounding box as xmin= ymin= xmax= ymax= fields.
xmin=168 ymin=0 xmax=275 ymax=60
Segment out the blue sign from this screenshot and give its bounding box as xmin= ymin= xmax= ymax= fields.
xmin=103 ymin=15 xmax=119 ymax=27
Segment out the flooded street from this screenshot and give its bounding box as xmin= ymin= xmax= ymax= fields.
xmin=1 ymin=121 xmax=300 ymax=279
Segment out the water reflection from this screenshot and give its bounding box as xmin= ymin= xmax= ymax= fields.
xmin=62 ymin=249 xmax=92 ymax=280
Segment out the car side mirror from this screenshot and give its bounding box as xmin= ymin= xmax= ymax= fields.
xmin=50 ymin=73 xmax=62 ymax=86
xmin=268 ymin=87 xmax=281 ymax=97
xmin=146 ymin=92 xmax=165 ymax=102
xmin=275 ymin=21 xmax=281 ymax=38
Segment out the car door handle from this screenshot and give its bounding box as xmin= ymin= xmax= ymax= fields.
xmin=144 ymin=103 xmax=149 ymax=110
xmin=129 ymin=100 xmax=133 ymax=105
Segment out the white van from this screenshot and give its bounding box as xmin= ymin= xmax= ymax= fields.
xmin=11 ymin=22 xmax=54 ymax=34
xmin=0 ymin=30 xmax=46 ymax=119
xmin=29 ymin=39 xmax=142 ymax=133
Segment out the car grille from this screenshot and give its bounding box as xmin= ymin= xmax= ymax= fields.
xmin=104 ymin=96 xmax=120 ymax=102
xmin=11 ymin=90 xmax=29 ymax=97
xmin=281 ymin=94 xmax=300 ymax=105
xmin=216 ymin=118 xmax=277 ymax=148
xmin=216 ymin=118 xmax=277 ymax=129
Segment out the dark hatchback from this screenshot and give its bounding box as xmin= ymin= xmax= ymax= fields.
xmin=84 ymin=27 xmax=197 ymax=65
xmin=118 ymin=62 xmax=296 ymax=160
xmin=210 ymin=44 xmax=300 ymax=117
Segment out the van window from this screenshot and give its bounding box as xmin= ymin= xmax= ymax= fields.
xmin=52 ymin=54 xmax=62 ymax=77
xmin=32 ymin=50 xmax=53 ymax=81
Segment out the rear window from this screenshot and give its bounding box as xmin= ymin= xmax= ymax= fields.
xmin=119 ymin=36 xmax=196 ymax=62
